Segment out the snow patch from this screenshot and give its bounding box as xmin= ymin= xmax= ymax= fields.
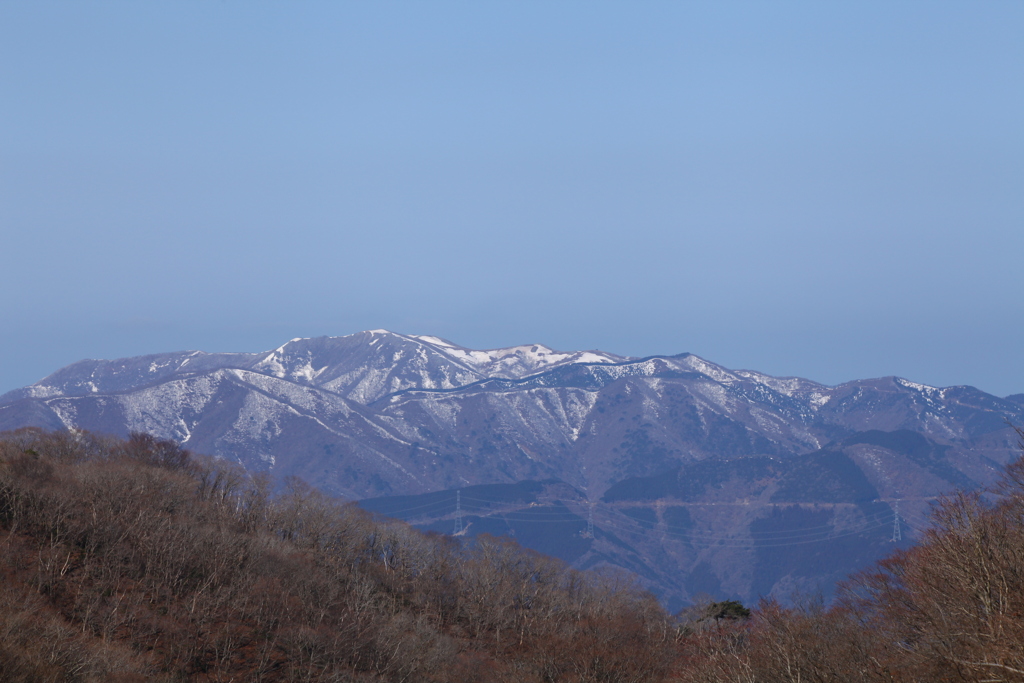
xmin=809 ymin=392 xmax=832 ymax=409
xmin=410 ymin=335 xmax=623 ymax=379
xmin=896 ymin=378 xmax=940 ymax=395
xmin=678 ymin=356 xmax=738 ymax=384
xmin=253 ymin=353 xmax=287 ymax=378
xmin=413 ymin=335 xmax=456 ymax=349
xmin=48 ymin=401 xmax=79 ymax=429
xmin=116 ymin=374 xmax=222 ymax=441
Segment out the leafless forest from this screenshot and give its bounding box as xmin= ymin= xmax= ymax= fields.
xmin=2 ymin=428 xmax=1023 ymax=682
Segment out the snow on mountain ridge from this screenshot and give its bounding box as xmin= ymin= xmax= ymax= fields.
xmin=3 ymin=330 xmax=1023 ymax=520
xmin=0 ymin=331 xmax=640 ymax=408
xmin=405 ymin=334 xmax=627 ymax=378
xmin=0 ymin=351 xmax=263 ymax=404
xmin=733 ymin=370 xmax=827 ymax=397
xmin=9 ymin=332 xmax=1004 ymax=434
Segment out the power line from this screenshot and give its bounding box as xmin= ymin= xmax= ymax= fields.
xmin=589 ymin=511 xmax=896 ymax=548
xmin=453 ymin=489 xmax=464 ymax=535
xmin=591 ymin=505 xmax=898 ymax=541
xmin=367 ymin=491 xmax=928 ymax=548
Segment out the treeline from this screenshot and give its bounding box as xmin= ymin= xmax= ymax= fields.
xmin=0 ymin=429 xmax=672 ymax=682
xmin=674 ymin=426 xmax=1024 ymax=683
xmin=1 ymin=428 xmax=1024 ymax=682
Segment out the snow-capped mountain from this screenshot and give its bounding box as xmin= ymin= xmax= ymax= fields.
xmin=2 ymin=329 xmax=1019 ymax=499
xmin=2 ymin=330 xmax=1021 ymax=606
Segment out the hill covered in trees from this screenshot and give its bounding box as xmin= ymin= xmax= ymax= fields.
xmin=2 ymin=428 xmax=1024 ymax=681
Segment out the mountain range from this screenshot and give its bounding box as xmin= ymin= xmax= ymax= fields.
xmin=2 ymin=330 xmax=1021 ymax=609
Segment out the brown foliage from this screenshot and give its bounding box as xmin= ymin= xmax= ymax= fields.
xmin=673 ymin=425 xmax=1024 ymax=683
xmin=7 ymin=425 xmax=1024 ymax=681
xmin=0 ymin=428 xmax=675 ymax=682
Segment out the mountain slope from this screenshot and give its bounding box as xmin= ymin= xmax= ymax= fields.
xmin=1 ymin=330 xmax=1020 ymax=604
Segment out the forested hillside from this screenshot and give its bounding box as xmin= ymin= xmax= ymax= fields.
xmin=2 ymin=428 xmax=1024 ymax=682
xmin=0 ymin=429 xmax=673 ymax=682
xmin=5 ymin=332 xmax=1021 ymax=606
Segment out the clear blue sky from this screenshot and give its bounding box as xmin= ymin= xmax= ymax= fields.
xmin=2 ymin=1 xmax=1022 ymax=396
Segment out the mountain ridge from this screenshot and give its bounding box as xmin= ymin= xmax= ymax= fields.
xmin=2 ymin=330 xmax=1020 ymax=606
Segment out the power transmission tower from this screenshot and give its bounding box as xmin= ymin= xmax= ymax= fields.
xmin=453 ymin=490 xmax=464 ymax=535
xmin=584 ymin=502 xmax=594 ymax=539
xmin=891 ymin=500 xmax=902 ymax=542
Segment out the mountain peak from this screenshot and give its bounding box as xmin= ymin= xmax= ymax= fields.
xmin=2 ymin=330 xmax=1022 ymax=607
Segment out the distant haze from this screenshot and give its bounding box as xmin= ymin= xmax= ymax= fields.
xmin=1 ymin=1 xmax=1021 ymax=397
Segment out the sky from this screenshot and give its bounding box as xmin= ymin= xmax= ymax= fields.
xmin=1 ymin=1 xmax=1022 ymax=397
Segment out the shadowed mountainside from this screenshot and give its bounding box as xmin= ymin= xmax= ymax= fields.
xmin=2 ymin=331 xmax=1020 ymax=605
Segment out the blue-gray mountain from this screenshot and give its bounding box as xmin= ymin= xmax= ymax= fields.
xmin=2 ymin=330 xmax=1021 ymax=609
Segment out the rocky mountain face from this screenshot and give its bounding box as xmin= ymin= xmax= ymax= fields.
xmin=2 ymin=330 xmax=1021 ymax=609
